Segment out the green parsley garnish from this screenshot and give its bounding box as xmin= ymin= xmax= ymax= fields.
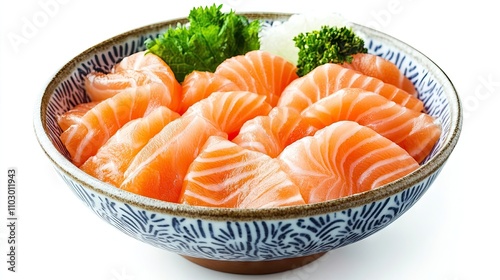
xmin=145 ymin=4 xmax=260 ymax=82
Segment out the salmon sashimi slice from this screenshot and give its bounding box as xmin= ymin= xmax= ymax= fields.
xmin=120 ymin=114 xmax=226 ymax=203
xmin=112 ymin=51 xmax=182 ymax=112
xmin=301 ymin=88 xmax=441 ymax=163
xmin=57 ymin=101 xmax=99 ymax=131
xmin=277 ymin=63 xmax=423 ymax=112
xmin=80 ymin=106 xmax=180 ymax=187
xmin=215 ymin=50 xmax=299 ymax=106
xmin=60 ymin=83 xmax=172 ymax=167
xmin=84 ymin=70 xmax=156 ymax=102
xmin=180 ymin=135 xmax=306 ymax=208
xmin=183 ymin=91 xmax=272 ymax=139
xmin=278 ymin=121 xmax=420 ymax=204
xmin=232 ymin=107 xmax=318 ymax=158
xmin=179 ymin=70 xmax=240 ymax=114
xmin=342 ymin=53 xmax=418 ymax=96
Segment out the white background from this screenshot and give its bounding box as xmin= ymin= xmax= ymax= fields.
xmin=0 ymin=0 xmax=498 ymax=279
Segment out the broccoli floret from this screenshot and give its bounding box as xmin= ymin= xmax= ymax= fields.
xmin=294 ymin=26 xmax=367 ymax=76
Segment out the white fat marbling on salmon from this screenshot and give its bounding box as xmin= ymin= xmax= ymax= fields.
xmin=278 ymin=121 xmax=420 ymax=204
xmin=301 ymin=89 xmax=441 ymax=163
xmin=278 ymin=63 xmax=423 ymax=112
xmin=180 ymin=136 xmax=305 ymax=208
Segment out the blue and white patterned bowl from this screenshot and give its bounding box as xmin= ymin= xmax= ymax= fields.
xmin=33 ymin=13 xmax=462 ymax=274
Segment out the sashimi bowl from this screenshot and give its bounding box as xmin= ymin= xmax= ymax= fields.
xmin=34 ymin=12 xmax=462 ymax=274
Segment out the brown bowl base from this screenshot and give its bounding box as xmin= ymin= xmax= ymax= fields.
xmin=181 ymin=252 xmax=326 ymax=274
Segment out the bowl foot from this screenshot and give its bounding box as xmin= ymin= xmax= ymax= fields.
xmin=181 ymin=252 xmax=326 ymax=274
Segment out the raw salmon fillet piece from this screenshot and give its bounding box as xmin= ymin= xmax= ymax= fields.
xmin=84 ymin=70 xmax=156 ymax=102
xmin=180 ymin=135 xmax=306 ymax=208
xmin=57 ymin=101 xmax=99 ymax=131
xmin=183 ymin=91 xmax=272 ymax=139
xmin=112 ymin=51 xmax=182 ymax=111
xmin=119 ymin=114 xmax=226 ymax=203
xmin=278 ymin=121 xmax=420 ymax=204
xmin=60 ymin=83 xmax=172 ymax=167
xmin=179 ymin=71 xmax=240 ymax=114
xmin=301 ymin=88 xmax=441 ymax=163
xmin=277 ymin=63 xmax=423 ymax=112
xmin=232 ymin=107 xmax=317 ymax=158
xmin=215 ymin=50 xmax=299 ymax=106
xmin=80 ymin=106 xmax=180 ymax=187
xmin=342 ymin=53 xmax=418 ymax=95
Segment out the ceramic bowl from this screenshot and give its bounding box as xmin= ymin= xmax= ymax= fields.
xmin=33 ymin=13 xmax=462 ymax=274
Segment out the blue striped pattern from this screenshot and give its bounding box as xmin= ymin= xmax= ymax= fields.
xmin=55 ymin=165 xmax=441 ymax=261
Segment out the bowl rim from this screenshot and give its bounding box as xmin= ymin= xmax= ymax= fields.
xmin=33 ymin=12 xmax=463 ymax=221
